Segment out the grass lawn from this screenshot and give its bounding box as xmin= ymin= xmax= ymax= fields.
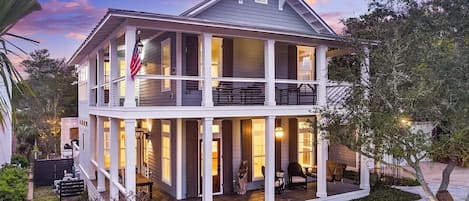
xmin=34 ymin=186 xmax=59 ymax=201
xmin=353 ymin=186 xmax=421 ymax=201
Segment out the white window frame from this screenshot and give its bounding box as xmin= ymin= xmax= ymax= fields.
xmin=297 ymin=46 xmax=315 ymax=92
xmin=161 ymin=38 xmax=171 ymax=92
xmin=297 ymin=118 xmax=314 ymax=168
xmin=251 ymin=119 xmax=265 ymax=181
xmin=161 ymin=120 xmax=171 ymax=185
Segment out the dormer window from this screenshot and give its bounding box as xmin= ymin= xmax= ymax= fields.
xmin=255 ymin=0 xmax=268 ymax=4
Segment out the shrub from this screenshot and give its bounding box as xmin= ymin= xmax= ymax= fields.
xmin=0 ymin=165 xmax=28 ymax=201
xmin=353 ymin=186 xmax=421 ymax=201
xmin=11 ymin=154 xmax=30 ymax=168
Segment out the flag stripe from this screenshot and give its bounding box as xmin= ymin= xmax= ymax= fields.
xmin=130 ymin=40 xmax=142 ymax=79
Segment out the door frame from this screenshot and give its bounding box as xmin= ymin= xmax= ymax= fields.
xmin=197 ymin=121 xmax=223 ymax=196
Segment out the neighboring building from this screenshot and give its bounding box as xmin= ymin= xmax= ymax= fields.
xmin=69 ymin=0 xmax=371 ymax=200
xmin=60 ymin=117 xmax=79 ymax=158
xmin=0 ymin=78 xmax=12 ymax=166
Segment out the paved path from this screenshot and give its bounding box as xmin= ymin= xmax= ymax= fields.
xmin=393 ymin=162 xmax=469 ymax=201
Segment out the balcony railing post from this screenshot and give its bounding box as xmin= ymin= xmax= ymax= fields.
xmin=124 ymin=26 xmax=137 ymax=107
xmin=88 ymin=56 xmax=97 ymax=106
xmin=109 ymin=38 xmax=119 ymax=107
xmin=264 ymin=40 xmax=276 ymax=106
xmin=201 ymin=33 xmax=213 ymax=107
xmin=97 ymin=50 xmax=105 ymax=106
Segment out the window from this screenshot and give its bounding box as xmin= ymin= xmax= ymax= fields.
xmin=298 ymin=118 xmax=315 ymax=168
xmin=198 ymin=37 xmax=223 ymax=89
xmin=161 ymin=39 xmax=171 ymax=92
xmin=255 ymin=0 xmax=268 ymax=4
xmin=252 ymin=119 xmax=265 ymax=180
xmin=297 ymin=46 xmax=315 ymax=91
xmin=161 ymin=120 xmax=171 ymax=185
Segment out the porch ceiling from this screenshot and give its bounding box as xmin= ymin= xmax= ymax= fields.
xmin=68 ymin=8 xmax=348 ymax=65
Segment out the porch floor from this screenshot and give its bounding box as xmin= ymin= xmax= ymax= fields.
xmin=90 ymin=179 xmax=360 ymax=201
xmin=154 ymin=180 xmax=361 ymax=201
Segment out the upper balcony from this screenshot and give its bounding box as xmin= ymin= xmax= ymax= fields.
xmin=77 ymin=25 xmax=363 ymax=113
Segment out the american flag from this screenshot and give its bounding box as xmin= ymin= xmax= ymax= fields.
xmin=130 ymin=40 xmax=142 ymax=79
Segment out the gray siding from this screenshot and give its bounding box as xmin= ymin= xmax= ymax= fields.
xmin=195 ymin=0 xmax=316 ymax=35
xmin=139 ymin=33 xmax=177 ymax=106
xmin=148 ymin=119 xmax=178 ymax=197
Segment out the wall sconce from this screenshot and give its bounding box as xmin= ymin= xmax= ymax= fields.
xmin=275 ymin=127 xmax=284 ymax=138
xmin=137 ymin=30 xmax=144 ymax=60
xmin=275 ymin=119 xmax=284 ymax=138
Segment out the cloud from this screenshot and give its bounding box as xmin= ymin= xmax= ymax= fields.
xmin=65 ymin=32 xmax=87 ymax=40
xmin=305 ymin=0 xmax=330 ymax=6
xmin=10 ymin=0 xmax=105 ymax=37
xmin=319 ymin=12 xmax=347 ymax=34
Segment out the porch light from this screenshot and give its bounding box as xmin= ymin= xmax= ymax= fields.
xmin=275 ymin=127 xmax=284 ymax=138
xmin=137 ymin=30 xmax=144 ymax=59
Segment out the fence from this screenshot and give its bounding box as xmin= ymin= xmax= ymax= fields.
xmin=33 ymin=158 xmax=74 ymax=186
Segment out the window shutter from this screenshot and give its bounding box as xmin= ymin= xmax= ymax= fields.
xmin=241 ymin=119 xmax=253 ymax=182
xmin=185 ymin=120 xmax=199 ymax=197
xmin=288 ymin=118 xmax=298 ymax=163
xmin=222 ymin=120 xmax=233 ymax=193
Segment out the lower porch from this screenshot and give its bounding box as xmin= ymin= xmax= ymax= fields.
xmin=80 ymin=115 xmax=371 ymax=201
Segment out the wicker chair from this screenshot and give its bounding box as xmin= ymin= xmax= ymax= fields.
xmin=287 ymin=162 xmax=307 ymax=190
xmin=261 ymin=166 xmax=285 ymax=194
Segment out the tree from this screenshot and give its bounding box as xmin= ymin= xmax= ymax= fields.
xmin=0 ymin=0 xmax=41 ymax=123
xmin=14 ymin=49 xmax=77 ymax=158
xmin=323 ymin=0 xmax=469 ymax=200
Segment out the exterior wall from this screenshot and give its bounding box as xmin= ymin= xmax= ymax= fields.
xmin=147 ymin=119 xmax=178 ymax=197
xmin=139 ymin=32 xmax=177 ymax=106
xmin=329 ymin=143 xmax=357 ymax=168
xmin=233 ymin=38 xmax=264 ymax=78
xmin=0 ymin=79 xmax=12 ymax=166
xmin=60 ymin=117 xmax=79 ymax=157
xmin=195 ymin=0 xmax=316 ymax=35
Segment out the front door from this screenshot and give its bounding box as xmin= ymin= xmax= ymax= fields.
xmin=199 ymin=139 xmax=222 ymax=194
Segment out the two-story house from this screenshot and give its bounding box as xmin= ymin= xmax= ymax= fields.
xmin=69 ymin=0 xmax=372 ymax=200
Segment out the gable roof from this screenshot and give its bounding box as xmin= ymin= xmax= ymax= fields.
xmin=181 ymin=0 xmax=336 ymax=36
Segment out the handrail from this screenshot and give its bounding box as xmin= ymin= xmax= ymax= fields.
xmin=275 ymin=79 xmax=318 ymax=84
xmin=213 ymin=77 xmax=266 ymax=83
xmin=135 ymin=74 xmax=203 ymax=81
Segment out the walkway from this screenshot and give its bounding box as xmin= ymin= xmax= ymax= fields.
xmin=394 ymin=162 xmax=469 ymax=201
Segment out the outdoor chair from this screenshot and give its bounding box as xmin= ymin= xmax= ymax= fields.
xmin=261 ymin=166 xmax=285 ymax=194
xmin=287 ymin=162 xmax=307 ymax=190
xmin=326 ymin=160 xmax=346 ymax=183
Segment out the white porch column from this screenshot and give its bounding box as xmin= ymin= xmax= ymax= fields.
xmin=360 ymin=154 xmax=370 ymax=190
xmin=176 ymin=32 xmax=183 ymax=106
xmin=109 ymin=118 xmax=120 ymax=200
xmin=96 ymin=116 xmax=106 ymax=192
xmin=264 ymin=116 xmax=276 ymax=201
xmin=97 ymin=50 xmax=105 ymax=106
xmin=202 ymin=117 xmax=213 ymax=201
xmin=88 ymin=57 xmax=97 ymax=106
xmin=201 ymin=33 xmax=213 ymax=107
xmin=88 ymin=115 xmax=97 ymax=180
xmin=316 ymin=45 xmax=328 ymax=106
xmin=109 ymin=38 xmax=119 ymax=107
xmin=360 ymin=46 xmax=371 ymax=191
xmin=124 ymin=119 xmax=137 ymax=199
xmin=316 ymin=45 xmax=328 ymax=198
xmin=176 ymin=118 xmax=183 ymax=199
xmin=124 ymin=26 xmax=137 ymax=107
xmin=264 ymin=40 xmax=276 ymax=106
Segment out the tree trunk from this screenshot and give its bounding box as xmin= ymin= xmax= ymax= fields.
xmin=438 ymin=160 xmax=456 ymax=191
xmin=414 ymin=165 xmax=438 ymax=201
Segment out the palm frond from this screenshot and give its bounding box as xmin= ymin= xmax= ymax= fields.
xmin=0 ymin=0 xmax=42 ymax=35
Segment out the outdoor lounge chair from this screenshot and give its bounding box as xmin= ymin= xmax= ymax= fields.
xmin=261 ymin=166 xmax=285 ymax=194
xmin=326 ymin=160 xmax=346 ymax=183
xmin=287 ymin=162 xmax=307 ymax=190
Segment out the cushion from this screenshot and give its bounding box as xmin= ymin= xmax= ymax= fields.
xmin=291 ymin=176 xmax=306 ymax=183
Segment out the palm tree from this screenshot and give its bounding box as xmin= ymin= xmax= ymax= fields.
xmin=0 ymin=0 xmax=41 ymax=124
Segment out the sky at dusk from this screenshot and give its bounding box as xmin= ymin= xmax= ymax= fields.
xmin=9 ymin=0 xmax=370 ymax=68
